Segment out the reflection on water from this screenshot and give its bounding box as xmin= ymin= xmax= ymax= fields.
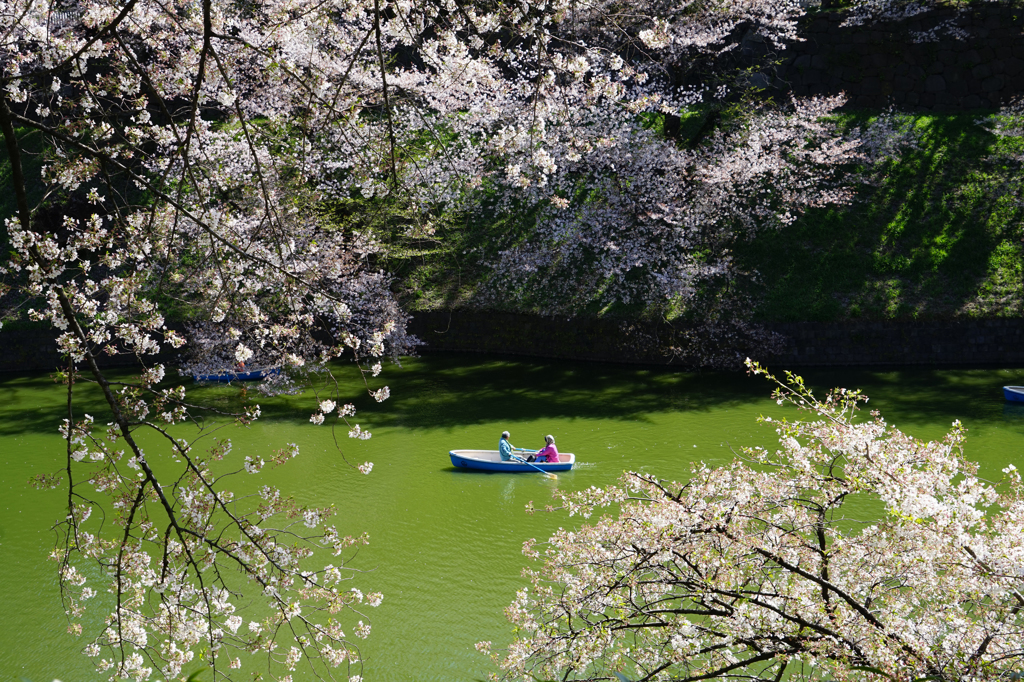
xmin=501 ymin=477 xmax=516 ymax=503
xmin=1 ymin=356 xmax=1023 ymax=681
xmin=1004 ymin=402 xmax=1024 ymax=421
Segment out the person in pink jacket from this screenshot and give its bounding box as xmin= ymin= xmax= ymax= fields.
xmin=534 ymin=435 xmax=560 ymax=463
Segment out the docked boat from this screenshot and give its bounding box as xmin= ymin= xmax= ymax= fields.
xmin=1004 ymin=386 xmax=1024 ymax=403
xmin=194 ymin=368 xmax=280 ymax=382
xmin=449 ymin=449 xmax=575 ymax=472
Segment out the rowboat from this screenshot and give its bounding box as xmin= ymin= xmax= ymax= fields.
xmin=1004 ymin=386 xmax=1024 ymax=403
xmin=194 ymin=368 xmax=280 ymax=382
xmin=449 ymin=449 xmax=575 ymax=472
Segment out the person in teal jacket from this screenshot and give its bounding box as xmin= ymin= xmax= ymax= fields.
xmin=500 ymin=431 xmax=535 ymax=462
xmin=499 ymin=431 xmax=515 ymax=460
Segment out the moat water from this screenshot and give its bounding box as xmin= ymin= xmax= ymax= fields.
xmin=2 ymin=356 xmax=1022 ymax=681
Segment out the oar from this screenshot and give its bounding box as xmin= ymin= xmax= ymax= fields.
xmin=512 ymin=450 xmax=557 ymax=480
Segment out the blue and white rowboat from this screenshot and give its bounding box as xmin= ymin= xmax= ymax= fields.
xmin=449 ymin=449 xmax=575 ymax=472
xmin=1004 ymin=386 xmax=1024 ymax=403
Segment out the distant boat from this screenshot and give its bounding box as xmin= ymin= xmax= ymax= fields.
xmin=194 ymin=368 xmax=279 ymax=382
xmin=449 ymin=449 xmax=575 ymax=472
xmin=1004 ymin=386 xmax=1024 ymax=403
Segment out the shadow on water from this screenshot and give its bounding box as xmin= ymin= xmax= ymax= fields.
xmin=794 ymin=367 xmax=1024 ymax=428
xmin=1002 ymin=402 xmax=1024 ymax=422
xmin=2 ymin=355 xmax=1023 ymax=436
xmin=0 ymin=367 xmax=282 ymax=437
xmin=367 ymin=355 xmax=765 ymax=430
xmin=0 ymin=355 xmax=768 ymax=436
xmin=774 ymin=364 xmax=1024 ymax=444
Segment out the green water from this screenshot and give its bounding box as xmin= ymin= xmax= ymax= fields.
xmin=2 ymin=356 xmax=1024 ymax=681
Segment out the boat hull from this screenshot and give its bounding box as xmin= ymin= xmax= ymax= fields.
xmin=1004 ymin=386 xmax=1024 ymax=403
xmin=449 ymin=449 xmax=575 ymax=472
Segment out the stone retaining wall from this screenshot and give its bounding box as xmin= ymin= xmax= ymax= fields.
xmin=407 ymin=311 xmax=1024 ymax=368
xmin=3 ymin=314 xmax=1024 ymax=373
xmin=767 ymin=317 xmax=1024 ymax=366
xmin=766 ymin=5 xmax=1024 ymax=109
xmin=406 ymin=311 xmax=663 ymax=364
xmin=0 ymin=328 xmax=178 ymax=373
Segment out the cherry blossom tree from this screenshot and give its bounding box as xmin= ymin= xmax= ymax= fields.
xmin=470 ymin=95 xmax=863 ymax=318
xmin=408 ymin=1 xmax=861 ymax=319
xmin=378 ymin=0 xmax=905 ymax=361
xmin=0 ymin=0 xmax=419 ymax=677
xmin=841 ymin=0 xmax=971 ymax=44
xmin=0 ymin=0 xmax=919 ymax=677
xmin=489 ymin=360 xmax=1024 ymax=681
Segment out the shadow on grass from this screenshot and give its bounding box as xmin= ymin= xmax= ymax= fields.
xmin=742 ymin=111 xmax=1022 ymax=322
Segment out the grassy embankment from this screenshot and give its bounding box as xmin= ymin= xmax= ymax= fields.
xmin=740 ymin=111 xmax=1024 ymax=322
xmin=380 ymin=110 xmax=1024 ymax=322
xmin=4 ymin=114 xmax=1024 ymax=324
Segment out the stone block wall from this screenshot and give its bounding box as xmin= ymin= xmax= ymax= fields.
xmin=774 ymin=5 xmax=1024 ymax=109
xmin=0 ymin=327 xmax=179 ymax=373
xmin=406 ymin=311 xmax=663 ymax=364
xmin=407 ymin=311 xmax=1024 ymax=368
xmin=766 ymin=317 xmax=1024 ymax=366
xmin=3 ymin=314 xmax=1024 ymax=371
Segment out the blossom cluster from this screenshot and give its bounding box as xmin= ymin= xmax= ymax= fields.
xmin=0 ymin=0 xmax=927 ymax=677
xmin=50 ymin=405 xmax=383 ymax=681
xmin=1 ymin=0 xmax=418 ymax=677
xmin=491 ymin=361 xmax=1024 ymax=681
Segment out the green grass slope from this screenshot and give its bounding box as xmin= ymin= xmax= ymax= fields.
xmin=740 ymin=111 xmax=1024 ymax=322
xmin=4 ymin=114 xmax=1023 ymax=325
